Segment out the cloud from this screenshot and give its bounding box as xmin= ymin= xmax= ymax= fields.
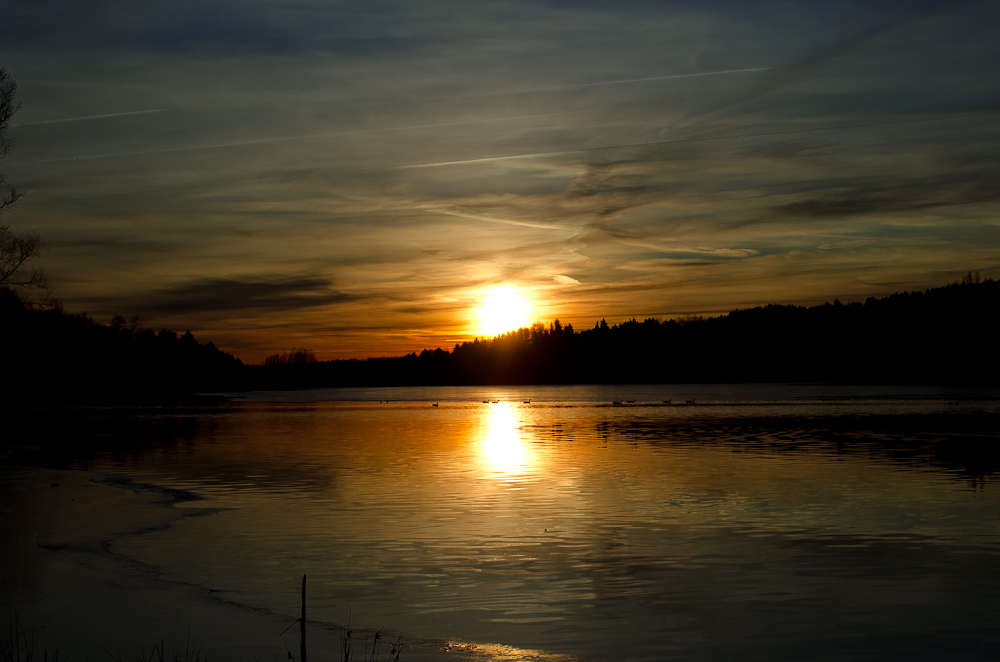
xmin=553 ymin=274 xmax=579 ymax=284
xmin=604 ymin=230 xmax=759 ymax=257
xmin=402 ymin=66 xmax=772 ymax=104
xmin=11 ymin=109 xmax=168 ymax=127
xmin=433 ymin=208 xmax=577 ymax=231
xmin=0 ymin=1 xmax=435 ymax=56
xmin=26 ymin=111 xmax=588 ymax=164
xmin=770 ymin=169 xmax=1000 ymax=219
xmin=710 ymin=21 xmax=902 ymax=115
xmin=391 ymin=113 xmax=991 ymax=172
xmin=100 ymin=275 xmax=359 ymax=316
xmin=5 ymin=0 xmax=1000 ymax=361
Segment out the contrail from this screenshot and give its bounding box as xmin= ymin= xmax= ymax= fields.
xmin=349 ymin=67 xmax=772 ymax=108
xmin=673 ymin=23 xmax=903 ymax=131
xmin=399 ymin=111 xmax=1000 ymax=169
xmin=12 ymin=108 xmax=168 ymax=127
xmin=436 ymin=209 xmax=576 ymax=231
xmin=443 ymin=67 xmax=772 ymax=98
xmin=671 ymin=6 xmax=962 ymax=133
xmin=403 ymin=150 xmax=575 ymax=169
xmin=14 ymin=68 xmax=765 ymax=129
xmin=27 ymin=111 xmax=587 ymax=163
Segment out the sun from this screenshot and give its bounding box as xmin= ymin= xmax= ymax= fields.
xmin=478 ymin=286 xmax=531 ymax=337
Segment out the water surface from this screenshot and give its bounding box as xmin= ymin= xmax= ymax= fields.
xmin=5 ymin=384 xmax=1000 ymax=661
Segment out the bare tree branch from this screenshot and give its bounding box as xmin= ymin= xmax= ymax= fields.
xmin=0 ymin=67 xmax=21 ymax=159
xmin=0 ymin=68 xmax=45 ymax=296
xmin=0 ymin=68 xmax=22 ymax=215
xmin=0 ymin=224 xmax=46 ymax=288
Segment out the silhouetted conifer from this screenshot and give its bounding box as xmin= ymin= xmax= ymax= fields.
xmin=1 ymin=287 xmax=243 ymax=404
xmin=245 ymin=276 xmax=1000 ymax=388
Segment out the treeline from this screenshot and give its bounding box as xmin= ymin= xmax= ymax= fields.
xmin=250 ymin=274 xmax=1000 ymax=388
xmin=1 ymin=288 xmax=243 ymax=404
xmin=3 ymin=276 xmax=998 ymax=403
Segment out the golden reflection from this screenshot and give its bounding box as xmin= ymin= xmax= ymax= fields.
xmin=480 ymin=402 xmax=534 ymax=477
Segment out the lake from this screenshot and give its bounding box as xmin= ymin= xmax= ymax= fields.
xmin=3 ymin=384 xmax=1000 ymax=661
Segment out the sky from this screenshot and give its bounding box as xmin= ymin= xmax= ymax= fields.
xmin=1 ymin=0 xmax=999 ymax=362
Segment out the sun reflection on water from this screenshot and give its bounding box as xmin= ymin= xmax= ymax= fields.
xmin=480 ymin=402 xmax=534 ymax=477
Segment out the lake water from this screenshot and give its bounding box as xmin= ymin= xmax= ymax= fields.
xmin=4 ymin=384 xmax=1000 ymax=661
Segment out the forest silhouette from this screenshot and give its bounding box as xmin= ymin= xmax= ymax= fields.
xmin=1 ymin=288 xmax=242 ymax=404
xmin=252 ymin=273 xmax=999 ymax=390
xmin=3 ymin=274 xmax=997 ymax=403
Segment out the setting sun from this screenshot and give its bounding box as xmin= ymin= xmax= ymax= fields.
xmin=478 ymin=286 xmax=532 ymax=337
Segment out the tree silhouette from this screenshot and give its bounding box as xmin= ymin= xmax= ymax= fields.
xmin=0 ymin=67 xmax=48 ymax=297
xmin=246 ymin=276 xmax=1000 ymax=388
xmin=0 ymin=224 xmax=44 ymax=289
xmin=0 ymin=67 xmax=22 ymax=213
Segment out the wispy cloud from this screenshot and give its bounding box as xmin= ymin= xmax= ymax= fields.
xmin=433 ymin=209 xmax=578 ymax=232
xmin=397 ymin=112 xmax=994 ymax=170
xmin=400 ymin=66 xmax=773 ymax=103
xmin=12 ymin=108 xmax=168 ymax=127
xmin=5 ymin=0 xmax=999 ymax=360
xmin=27 ymin=111 xmax=588 ymax=163
xmin=94 ymin=276 xmax=360 ymax=316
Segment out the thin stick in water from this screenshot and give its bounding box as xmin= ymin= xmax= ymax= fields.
xmin=300 ymin=574 xmax=307 ymax=662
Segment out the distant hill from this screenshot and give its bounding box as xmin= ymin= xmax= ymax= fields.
xmin=250 ymin=275 xmax=1000 ymax=388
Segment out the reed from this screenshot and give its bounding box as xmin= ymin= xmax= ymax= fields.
xmin=101 ymin=632 xmax=204 ymax=662
xmin=2 ymin=616 xmax=202 ymax=662
xmin=337 ymin=610 xmax=400 ymax=662
xmin=2 ymin=612 xmax=61 ymax=662
xmin=3 ymin=578 xmax=402 ymax=662
xmin=283 ymin=577 xmax=402 ymax=662
xmin=3 ymin=613 xmax=205 ymax=662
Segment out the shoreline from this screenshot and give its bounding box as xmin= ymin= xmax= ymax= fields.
xmin=0 ymin=464 xmax=578 ymax=662
xmin=1 ymin=463 xmax=297 ymax=662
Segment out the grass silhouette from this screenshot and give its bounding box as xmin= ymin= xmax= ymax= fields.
xmin=4 ymin=578 xmax=405 ymax=662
